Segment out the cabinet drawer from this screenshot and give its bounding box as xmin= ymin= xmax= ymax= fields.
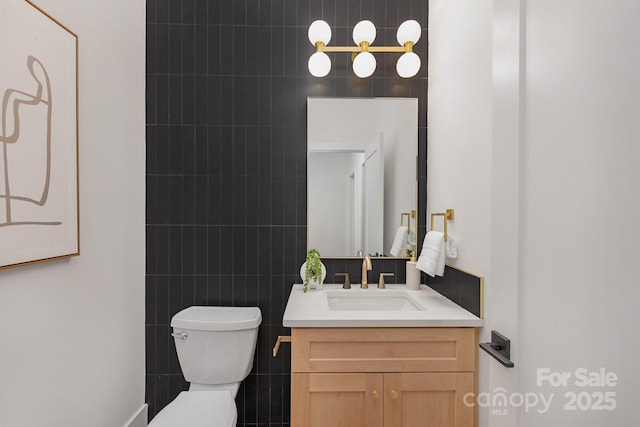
xmin=292 ymin=327 xmax=477 ymax=373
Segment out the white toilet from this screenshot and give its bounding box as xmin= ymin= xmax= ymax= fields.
xmin=149 ymin=306 xmax=262 ymax=427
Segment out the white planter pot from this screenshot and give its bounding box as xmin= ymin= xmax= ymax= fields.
xmin=300 ymin=261 xmax=327 ymax=290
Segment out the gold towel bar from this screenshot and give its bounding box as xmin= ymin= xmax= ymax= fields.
xmin=272 ymin=335 xmax=292 ymax=357
xmin=400 ymin=210 xmax=417 ymax=235
xmin=430 ymin=209 xmax=454 ymax=242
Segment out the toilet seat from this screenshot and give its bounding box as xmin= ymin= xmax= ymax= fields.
xmin=149 ymin=391 xmax=237 ymax=427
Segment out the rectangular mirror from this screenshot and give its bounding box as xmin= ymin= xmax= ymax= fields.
xmin=307 ymin=97 xmax=418 ymax=258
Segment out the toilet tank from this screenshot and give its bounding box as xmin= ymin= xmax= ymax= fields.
xmin=171 ymin=306 xmax=262 ymax=386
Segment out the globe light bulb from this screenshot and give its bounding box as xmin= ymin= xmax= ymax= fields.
xmin=308 ymin=20 xmax=332 ymax=45
xmin=308 ymin=52 xmax=331 ymax=77
xmin=396 ymin=52 xmax=421 ymax=78
xmin=396 ymin=20 xmax=421 ymax=45
xmin=352 ymin=52 xmax=376 ymax=78
xmin=352 ymin=20 xmax=376 ymax=45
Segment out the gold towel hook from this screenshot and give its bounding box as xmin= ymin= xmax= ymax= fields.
xmin=430 ymin=209 xmax=454 ymax=242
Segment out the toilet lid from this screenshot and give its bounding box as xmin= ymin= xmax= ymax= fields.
xmin=171 ymin=306 xmax=262 ymax=331
xmin=149 ymin=391 xmax=237 ymax=427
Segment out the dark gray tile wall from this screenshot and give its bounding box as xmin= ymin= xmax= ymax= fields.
xmin=146 ymin=0 xmax=429 ymax=425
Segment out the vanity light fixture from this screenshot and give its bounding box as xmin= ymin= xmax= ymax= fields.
xmin=308 ymin=19 xmax=422 ymax=78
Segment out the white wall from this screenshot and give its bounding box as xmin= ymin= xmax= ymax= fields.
xmin=519 ymin=0 xmax=640 ymax=424
xmin=0 ymin=0 xmax=146 ymax=426
xmin=428 ymin=0 xmax=493 ymax=274
xmin=428 ymin=1 xmax=498 ymax=426
xmin=429 ymin=0 xmax=640 ymax=425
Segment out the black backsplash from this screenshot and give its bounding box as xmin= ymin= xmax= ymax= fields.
xmin=426 ymin=266 xmax=483 ymax=318
xmin=146 ymin=0 xmax=429 ymax=424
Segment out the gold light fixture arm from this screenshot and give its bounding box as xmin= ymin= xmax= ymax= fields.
xmin=430 ymin=209 xmax=455 ymax=242
xmin=318 ymin=45 xmax=411 ymax=54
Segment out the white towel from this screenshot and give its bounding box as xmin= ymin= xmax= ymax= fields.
xmin=445 ymin=234 xmax=458 ymax=259
xmin=416 ymin=231 xmax=446 ymax=277
xmin=389 ymin=226 xmax=408 ymax=257
xmin=407 ymin=229 xmax=417 ymax=251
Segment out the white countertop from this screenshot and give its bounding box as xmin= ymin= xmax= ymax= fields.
xmin=283 ymin=283 xmax=483 ymax=328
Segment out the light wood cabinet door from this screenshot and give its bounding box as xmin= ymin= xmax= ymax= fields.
xmin=291 ymin=373 xmax=384 ymax=427
xmin=383 ymin=372 xmax=475 ymax=427
xmin=290 ymin=328 xmax=477 ymax=427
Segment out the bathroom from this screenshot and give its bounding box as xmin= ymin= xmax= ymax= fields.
xmin=1 ymin=0 xmax=639 ymax=426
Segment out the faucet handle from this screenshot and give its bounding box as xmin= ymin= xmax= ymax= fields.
xmin=378 ymin=273 xmax=394 ymax=289
xmin=335 ymin=273 xmax=351 ymax=289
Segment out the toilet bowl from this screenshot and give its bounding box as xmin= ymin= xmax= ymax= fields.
xmin=148 ymin=391 xmax=236 ymax=427
xmin=149 ymin=306 xmax=262 ymax=427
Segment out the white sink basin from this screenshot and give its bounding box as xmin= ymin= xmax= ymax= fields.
xmin=326 ymin=291 xmax=424 ymax=311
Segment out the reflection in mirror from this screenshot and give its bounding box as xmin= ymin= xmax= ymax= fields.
xmin=307 ymin=97 xmax=418 ymax=258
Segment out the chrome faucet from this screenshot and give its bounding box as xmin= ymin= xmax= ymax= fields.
xmin=361 ymin=256 xmax=372 ymax=289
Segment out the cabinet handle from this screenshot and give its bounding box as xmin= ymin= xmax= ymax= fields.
xmin=390 ymin=390 xmax=399 ymax=400
xmin=372 ymin=390 xmax=380 ymax=400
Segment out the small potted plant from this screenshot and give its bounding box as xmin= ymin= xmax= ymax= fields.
xmin=302 ymin=248 xmax=324 ymax=293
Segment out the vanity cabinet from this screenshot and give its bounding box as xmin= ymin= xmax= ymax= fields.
xmin=290 ymin=327 xmax=477 ymax=427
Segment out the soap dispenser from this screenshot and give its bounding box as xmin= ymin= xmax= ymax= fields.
xmin=406 ymin=251 xmax=420 ymax=290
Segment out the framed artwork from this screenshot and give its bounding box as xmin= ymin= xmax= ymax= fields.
xmin=0 ymin=0 xmax=79 ymax=270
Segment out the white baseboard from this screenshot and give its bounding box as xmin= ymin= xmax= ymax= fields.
xmin=124 ymin=404 xmax=148 ymax=427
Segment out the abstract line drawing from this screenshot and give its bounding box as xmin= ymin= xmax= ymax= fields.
xmin=1 ymin=55 xmax=61 ymax=228
xmin=1 ymin=0 xmax=78 ymax=270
